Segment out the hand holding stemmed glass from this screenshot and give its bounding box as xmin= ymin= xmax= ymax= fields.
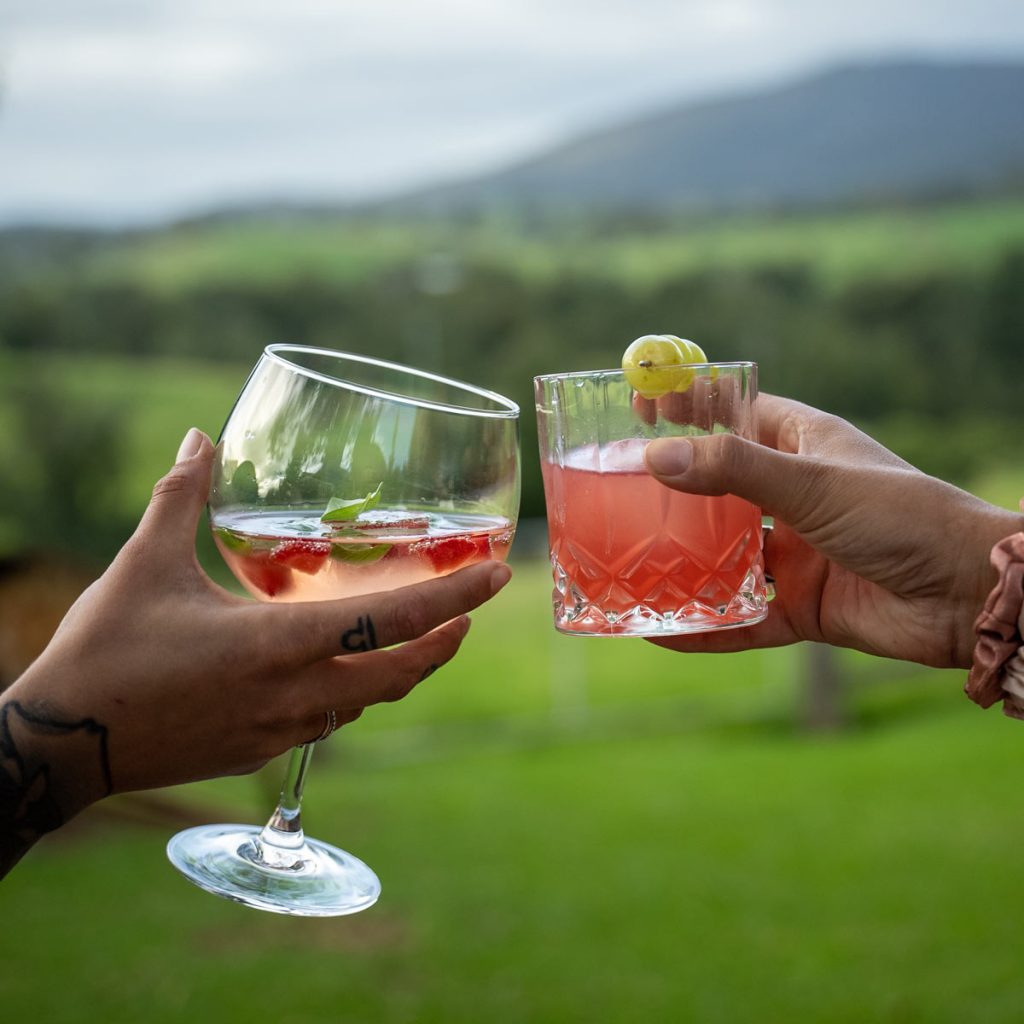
xmin=167 ymin=345 xmax=520 ymax=916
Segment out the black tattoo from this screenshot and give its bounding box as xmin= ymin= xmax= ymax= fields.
xmin=419 ymin=664 xmax=439 ymax=682
xmin=340 ymin=615 xmax=378 ymax=653
xmin=0 ymin=700 xmax=111 ymax=878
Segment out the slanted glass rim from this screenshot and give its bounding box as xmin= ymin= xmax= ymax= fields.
xmin=534 ymin=361 xmax=756 ymax=385
xmin=264 ymin=344 xmax=520 ymax=419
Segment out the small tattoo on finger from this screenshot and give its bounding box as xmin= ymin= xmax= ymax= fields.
xmin=340 ymin=615 xmax=378 ymax=653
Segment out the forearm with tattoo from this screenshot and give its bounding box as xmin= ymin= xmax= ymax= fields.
xmin=0 ymin=699 xmax=112 ymax=877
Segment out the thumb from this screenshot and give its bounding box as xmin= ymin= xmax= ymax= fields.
xmin=135 ymin=428 xmax=215 ymax=550
xmin=644 ymin=433 xmax=842 ymax=534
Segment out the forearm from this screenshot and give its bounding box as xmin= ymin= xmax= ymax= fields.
xmin=0 ymin=675 xmax=112 ymax=878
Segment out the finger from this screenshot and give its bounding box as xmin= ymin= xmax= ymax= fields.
xmin=644 ymin=430 xmax=911 ymax=540
xmin=290 ymin=617 xmax=472 ymax=741
xmin=631 ymin=392 xmax=657 ymax=426
xmin=134 ymin=428 xmax=215 ymax=550
xmin=755 ymin=393 xmax=814 ymax=453
xmin=295 ymin=707 xmax=364 ymax=747
xmin=647 ymin=608 xmax=798 ymax=655
xmin=645 ymin=429 xmax=965 ymax=593
xmin=321 ymin=615 xmax=469 ymax=708
xmin=269 ymin=560 xmax=511 ymax=664
xmin=757 ymin=394 xmax=911 ymax=468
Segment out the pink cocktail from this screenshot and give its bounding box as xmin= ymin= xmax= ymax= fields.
xmin=214 ymin=511 xmax=514 ymax=603
xmin=542 ymin=439 xmax=763 ymax=634
xmin=535 ymin=362 xmax=768 ymax=637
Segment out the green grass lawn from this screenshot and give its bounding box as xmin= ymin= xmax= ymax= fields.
xmin=3 ymin=561 xmax=1024 ymax=1023
xmin=4 ymin=348 xmax=1024 ymax=1021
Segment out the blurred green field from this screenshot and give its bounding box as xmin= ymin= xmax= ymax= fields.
xmin=3 ymin=345 xmax=1022 ymax=560
xmin=76 ymin=197 xmax=1024 ymax=292
xmin=4 ymin=560 xmax=1024 ymax=1023
xmin=0 ymin=349 xmax=245 ymax=555
xmin=4 ymin=258 xmax=1024 ymax=1020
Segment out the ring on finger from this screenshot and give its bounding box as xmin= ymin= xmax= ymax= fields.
xmin=761 ymin=519 xmax=776 ymax=586
xmin=307 ymin=708 xmax=337 ymax=745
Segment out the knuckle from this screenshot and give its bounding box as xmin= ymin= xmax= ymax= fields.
xmin=150 ymin=467 xmax=195 ymax=501
xmin=387 ymin=600 xmax=430 ymax=643
xmin=807 ymin=409 xmax=847 ymax=444
xmin=383 ymin=677 xmax=414 ymax=703
xmin=392 ymin=678 xmax=417 ymax=703
xmin=701 ymin=432 xmax=748 ymax=491
xmin=776 ymin=409 xmax=807 ymax=451
xmin=375 ymin=661 xmax=420 ymax=703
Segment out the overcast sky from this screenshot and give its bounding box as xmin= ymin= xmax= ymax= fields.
xmin=3 ymin=0 xmax=1024 ymax=226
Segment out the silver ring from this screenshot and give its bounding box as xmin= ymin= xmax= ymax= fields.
xmin=311 ymin=709 xmax=337 ymax=744
xmin=761 ymin=519 xmax=776 ymax=585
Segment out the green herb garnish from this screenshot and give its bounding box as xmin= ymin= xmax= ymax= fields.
xmin=330 ymin=543 xmax=392 ymax=564
xmin=320 ymin=483 xmax=383 ymax=524
xmin=213 ymin=527 xmax=251 ymax=553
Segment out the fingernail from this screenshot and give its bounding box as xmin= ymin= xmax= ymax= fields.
xmin=176 ymin=427 xmax=203 ymax=464
xmin=490 ymin=563 xmax=513 ymax=595
xmin=646 ymin=438 xmax=693 ymax=477
xmin=456 ymin=615 xmax=472 ymax=638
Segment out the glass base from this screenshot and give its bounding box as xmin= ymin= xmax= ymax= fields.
xmin=555 ymin=605 xmax=769 ymax=637
xmin=166 ymin=824 xmax=381 ymax=917
xmin=552 ymin=563 xmax=771 ymax=637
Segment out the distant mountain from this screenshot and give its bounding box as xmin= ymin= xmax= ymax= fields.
xmin=397 ymin=59 xmax=1024 ymax=213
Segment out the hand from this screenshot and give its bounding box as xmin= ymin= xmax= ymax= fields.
xmin=644 ymin=395 xmax=1024 ymax=669
xmin=1 ymin=429 xmax=512 ymax=871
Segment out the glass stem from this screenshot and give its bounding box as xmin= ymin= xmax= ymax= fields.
xmin=259 ymin=743 xmax=317 ymax=854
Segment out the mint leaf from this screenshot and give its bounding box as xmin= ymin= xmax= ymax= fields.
xmin=213 ymin=527 xmax=251 ymax=553
xmin=321 ymin=483 xmax=383 ymax=524
xmin=330 ymin=542 xmax=392 ymax=564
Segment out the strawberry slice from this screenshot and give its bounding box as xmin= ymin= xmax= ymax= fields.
xmin=412 ymin=535 xmax=491 ymax=574
xmin=237 ymin=551 xmax=293 ymax=598
xmin=270 ymin=538 xmax=332 ymax=575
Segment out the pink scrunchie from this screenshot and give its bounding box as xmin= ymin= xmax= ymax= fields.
xmin=966 ymin=532 xmax=1024 ymax=720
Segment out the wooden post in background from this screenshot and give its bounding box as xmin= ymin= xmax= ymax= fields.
xmin=801 ymin=642 xmax=847 ymax=732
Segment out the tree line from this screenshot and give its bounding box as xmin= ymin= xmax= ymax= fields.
xmin=2 ymin=243 xmax=1022 ymax=561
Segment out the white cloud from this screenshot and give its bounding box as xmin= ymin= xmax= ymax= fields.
xmin=9 ymin=28 xmax=270 ymax=97
xmin=2 ymin=0 xmax=1024 ymax=224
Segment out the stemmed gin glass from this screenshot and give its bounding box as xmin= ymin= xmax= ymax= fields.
xmin=167 ymin=345 xmax=520 ymax=916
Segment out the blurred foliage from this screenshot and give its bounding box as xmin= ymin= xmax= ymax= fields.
xmin=1 ymin=197 xmax=1023 ymax=563
xmin=6 ymin=196 xmax=1023 ymax=292
xmin=0 ymin=380 xmax=135 ymax=565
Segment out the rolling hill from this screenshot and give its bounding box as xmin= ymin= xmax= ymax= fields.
xmin=400 ymin=58 xmax=1024 ymax=213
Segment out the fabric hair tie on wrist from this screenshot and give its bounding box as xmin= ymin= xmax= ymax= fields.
xmin=966 ymin=531 xmax=1024 ymax=720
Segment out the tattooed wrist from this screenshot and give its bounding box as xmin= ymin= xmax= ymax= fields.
xmin=0 ymin=698 xmax=112 ymax=877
